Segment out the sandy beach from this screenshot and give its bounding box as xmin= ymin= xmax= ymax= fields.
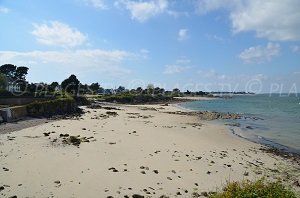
xmin=0 ymin=103 xmax=299 ymax=197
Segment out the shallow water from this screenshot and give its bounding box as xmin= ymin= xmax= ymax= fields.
xmin=180 ymin=94 xmax=300 ymax=153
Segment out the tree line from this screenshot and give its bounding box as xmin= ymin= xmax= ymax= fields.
xmin=0 ymin=64 xmax=209 ymax=97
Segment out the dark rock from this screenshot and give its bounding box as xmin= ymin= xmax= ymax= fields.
xmin=201 ymin=192 xmax=209 ymax=197
xmin=132 ymin=194 xmax=144 ymax=198
xmin=3 ymin=167 xmax=9 ymax=171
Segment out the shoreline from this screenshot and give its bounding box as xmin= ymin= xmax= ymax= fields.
xmin=0 ymin=102 xmax=299 ymax=197
xmin=176 ymin=99 xmax=300 ymax=157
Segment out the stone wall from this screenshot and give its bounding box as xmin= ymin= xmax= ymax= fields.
xmin=0 ymin=106 xmax=28 ymax=122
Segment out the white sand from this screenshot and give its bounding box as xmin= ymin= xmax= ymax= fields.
xmin=0 ymin=104 xmax=299 ymax=197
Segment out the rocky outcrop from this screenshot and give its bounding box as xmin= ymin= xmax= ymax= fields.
xmin=164 ymin=111 xmax=241 ymax=120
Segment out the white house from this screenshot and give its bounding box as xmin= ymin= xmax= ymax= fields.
xmin=6 ymin=82 xmax=21 ymax=92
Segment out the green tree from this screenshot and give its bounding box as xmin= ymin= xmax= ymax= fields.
xmin=0 ymin=73 xmax=7 ymax=90
xmin=0 ymin=64 xmax=17 ymax=79
xmin=90 ymin=83 xmax=100 ymax=92
xmin=116 ymin=86 xmax=125 ymax=93
xmin=48 ymin=82 xmax=59 ymax=92
xmin=146 ymin=84 xmax=154 ymax=95
xmin=61 ymin=74 xmax=80 ymax=95
xmin=136 ymin=87 xmax=143 ymax=94
xmin=15 ymin=66 xmax=29 ymax=80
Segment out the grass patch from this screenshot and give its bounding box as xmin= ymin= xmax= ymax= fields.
xmin=210 ymin=178 xmax=297 ymax=198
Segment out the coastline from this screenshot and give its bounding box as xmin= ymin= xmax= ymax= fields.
xmin=177 ymin=98 xmax=300 ymax=156
xmin=0 ymin=102 xmax=299 ymax=197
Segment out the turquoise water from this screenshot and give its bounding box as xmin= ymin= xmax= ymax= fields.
xmin=180 ymin=94 xmax=300 ymax=153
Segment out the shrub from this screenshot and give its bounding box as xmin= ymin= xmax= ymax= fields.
xmin=27 ymin=97 xmax=77 ymax=117
xmin=101 ymin=93 xmax=173 ymax=104
xmin=73 ymin=96 xmax=91 ymax=105
xmin=210 ymin=178 xmax=297 ymax=198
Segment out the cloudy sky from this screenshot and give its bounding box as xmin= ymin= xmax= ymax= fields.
xmin=0 ymin=0 xmax=300 ymax=92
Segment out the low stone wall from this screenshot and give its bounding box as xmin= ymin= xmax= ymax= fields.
xmin=0 ymin=106 xmax=28 ymax=122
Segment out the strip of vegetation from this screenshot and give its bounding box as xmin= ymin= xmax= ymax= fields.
xmin=208 ymin=178 xmax=297 ymax=198
xmin=100 ymin=93 xmax=173 ymax=104
xmin=26 ymin=96 xmax=78 ymax=117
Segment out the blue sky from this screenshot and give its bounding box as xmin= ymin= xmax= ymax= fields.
xmin=0 ymin=0 xmax=300 ymax=93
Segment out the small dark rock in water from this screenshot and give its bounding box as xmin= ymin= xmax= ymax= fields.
xmin=82 ymin=128 xmax=86 ymax=130
xmin=226 ymin=123 xmax=241 ymax=127
xmin=153 ymin=170 xmax=159 ymax=174
xmin=246 ymin=126 xmax=254 ymax=129
xmin=132 ymin=194 xmax=144 ymax=198
xmin=176 ymin=192 xmax=181 ymax=195
xmin=9 ymin=196 xmax=17 ymax=198
xmin=244 ymin=172 xmax=249 ymax=176
xmin=140 ymin=171 xmax=146 ymax=174
xmin=206 ymin=171 xmax=211 ymax=174
xmin=0 ymin=186 xmax=4 ymax=191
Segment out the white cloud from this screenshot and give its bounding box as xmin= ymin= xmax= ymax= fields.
xmin=115 ymin=0 xmax=168 ymax=22
xmin=239 ymin=42 xmax=280 ymax=64
xmin=196 ymin=0 xmax=300 ymax=41
xmin=164 ymin=65 xmax=190 ymax=74
xmin=292 ymin=46 xmax=300 ymax=54
xmin=0 ymin=6 xmax=10 ymax=13
xmin=205 ymin=34 xmax=225 ymax=42
xmin=196 ymin=0 xmax=240 ymax=15
xmin=31 ymin=21 xmax=87 ymax=48
xmin=164 ymin=57 xmax=192 ymax=74
xmin=166 ymin=10 xmax=189 ymax=18
xmin=84 ymin=0 xmax=107 ymax=9
xmin=0 ymin=49 xmax=134 ymax=77
xmin=177 ymin=29 xmax=189 ymax=41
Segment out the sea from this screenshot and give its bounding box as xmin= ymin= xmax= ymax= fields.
xmin=179 ymin=94 xmax=300 ymax=154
